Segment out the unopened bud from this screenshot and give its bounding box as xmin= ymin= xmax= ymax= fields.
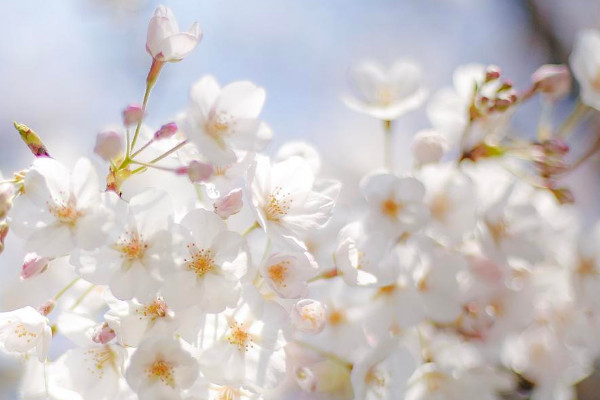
xmin=186 ymin=161 xmax=214 ymax=183
xmin=213 ymin=188 xmax=243 ymax=219
xmin=38 ymin=300 xmax=55 ymax=316
xmin=291 ymin=299 xmax=326 ymax=334
xmin=0 ymin=222 xmax=8 ymax=255
xmin=485 ymin=65 xmax=501 ymax=82
xmin=14 ymin=122 xmax=51 ymax=158
xmin=411 ymin=130 xmax=448 ymax=165
xmin=92 ymin=322 xmax=116 ymax=344
xmin=154 ymin=122 xmax=178 ymax=140
xmin=21 ymin=253 xmax=51 ymax=280
xmin=122 ymin=104 xmax=144 ymax=127
xmin=532 ymin=64 xmax=571 ymax=100
xmin=94 ymin=131 xmax=124 ymax=161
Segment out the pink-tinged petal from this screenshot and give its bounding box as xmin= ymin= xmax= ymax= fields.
xmin=72 ymin=158 xmax=100 ymax=208
xmin=26 ymin=224 xmax=73 ymax=258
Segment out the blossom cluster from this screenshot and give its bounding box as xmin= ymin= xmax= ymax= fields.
xmin=1 ymin=6 xmax=600 ymax=400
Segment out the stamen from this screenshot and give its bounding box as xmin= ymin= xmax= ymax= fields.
xmin=185 ymin=244 xmax=216 ymax=277
xmin=115 ymin=230 xmax=148 ymax=260
xmin=227 ymin=321 xmax=253 ymax=351
xmin=267 ymin=261 xmax=290 ymax=287
xmin=146 ymin=359 xmax=175 ymax=388
xmin=265 ymin=186 xmax=292 ymax=221
xmin=137 ymin=297 xmax=168 ymax=321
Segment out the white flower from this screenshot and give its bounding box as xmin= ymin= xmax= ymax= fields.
xmin=71 ymin=189 xmax=175 ymax=302
xmin=260 ymin=251 xmax=318 ymax=298
xmin=178 ymin=75 xmax=272 ymax=164
xmin=197 ymin=289 xmax=287 ymax=391
xmin=94 ymin=131 xmax=124 ymax=161
xmin=161 ymin=208 xmax=248 ymax=312
xmin=105 ymin=296 xmax=179 ymax=347
xmin=0 ymin=306 xmax=51 ymax=361
xmin=343 ymin=60 xmax=428 ymax=120
xmin=9 ymin=158 xmax=111 ymax=257
xmin=351 ymin=340 xmax=416 ymax=400
xmin=249 ymin=156 xmax=340 ymax=248
xmin=335 ymin=221 xmax=399 ymax=287
xmin=275 ymin=141 xmax=322 ymax=174
xmin=570 ymin=29 xmax=600 ymax=110
xmin=126 ymin=336 xmax=199 ymax=400
xmin=360 ymin=172 xmax=429 ymax=238
xmin=49 ymin=344 xmax=126 ymax=400
xmin=146 ymin=5 xmax=202 ymax=62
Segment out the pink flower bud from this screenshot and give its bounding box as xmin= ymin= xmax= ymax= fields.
xmin=122 ymin=104 xmax=144 ymax=127
xmin=187 ymin=161 xmax=214 ymax=183
xmin=37 ymin=300 xmax=55 ymax=316
xmin=291 ymin=299 xmax=326 ymax=334
xmin=485 ymin=65 xmax=501 ymax=82
xmin=532 ymin=64 xmax=571 ymax=100
xmin=213 ymin=188 xmax=243 ymax=219
xmin=412 ymin=130 xmax=448 ymax=165
xmin=92 ymin=323 xmax=116 ymax=344
xmin=154 ymin=122 xmax=178 ymax=140
xmin=94 ymin=131 xmax=124 ymax=161
xmin=21 ymin=253 xmax=50 ymax=280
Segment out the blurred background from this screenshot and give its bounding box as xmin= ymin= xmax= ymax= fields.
xmin=0 ymin=0 xmax=599 ymax=398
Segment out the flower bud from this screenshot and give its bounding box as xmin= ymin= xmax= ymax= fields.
xmin=186 ymin=161 xmax=214 ymax=183
xmin=213 ymin=188 xmax=243 ymax=219
xmin=411 ymin=130 xmax=448 ymax=165
xmin=0 ymin=222 xmax=8 ymax=255
xmin=37 ymin=300 xmax=55 ymax=316
xmin=92 ymin=322 xmax=116 ymax=344
xmin=154 ymin=122 xmax=178 ymax=140
xmin=21 ymin=253 xmax=50 ymax=280
xmin=532 ymin=64 xmax=571 ymax=100
xmin=485 ymin=65 xmax=501 ymax=82
xmin=295 ymin=366 xmax=317 ymax=392
xmin=13 ymin=122 xmax=51 ymax=158
xmin=94 ymin=131 xmax=124 ymax=161
xmin=122 ymin=104 xmax=144 ymax=127
xmin=291 ymin=299 xmax=326 ymax=334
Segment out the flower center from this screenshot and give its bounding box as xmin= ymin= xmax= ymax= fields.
xmin=376 ymin=87 xmax=395 ymax=106
xmin=137 ymin=298 xmax=168 ymax=321
xmin=591 ymin=68 xmax=600 ymax=92
xmin=267 ymin=261 xmax=289 ymax=287
xmin=86 ymin=346 xmax=117 ymax=378
xmin=486 ymin=218 xmax=509 ymax=244
xmin=13 ymin=323 xmax=37 ymax=343
xmin=328 ymin=309 xmax=346 ymax=326
xmin=227 ymin=321 xmax=252 ymax=351
xmin=381 ymin=198 xmax=401 ymax=219
xmin=146 ymin=360 xmax=176 ymax=388
xmin=265 ymin=186 xmax=292 ymax=222
xmin=48 ymin=196 xmax=82 ymax=226
xmin=365 ymin=367 xmax=387 ymax=390
xmin=577 ymin=257 xmax=597 ymax=275
xmin=430 ymin=194 xmax=450 ymax=221
xmin=185 ymin=245 xmax=216 ymax=277
xmin=205 ymin=112 xmax=231 ymax=147
xmin=116 ymin=231 xmax=148 ymax=260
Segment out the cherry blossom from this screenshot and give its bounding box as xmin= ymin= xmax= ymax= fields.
xmin=146 ymin=5 xmax=202 ymax=63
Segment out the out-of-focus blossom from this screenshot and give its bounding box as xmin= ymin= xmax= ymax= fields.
xmin=122 ymin=104 xmax=144 ymax=127
xmin=154 ymin=122 xmax=178 ymax=140
xmin=411 ymin=129 xmax=448 ymax=165
xmin=94 ymin=131 xmax=124 ymax=161
xmin=146 ymin=5 xmax=202 ymax=62
xmin=260 ymin=251 xmax=318 ymax=298
xmin=291 ymin=299 xmax=326 ymax=334
xmin=570 ymin=29 xmax=600 ymax=109
xmin=185 ymin=160 xmax=214 ymax=183
xmin=343 ymin=60 xmax=428 ymax=121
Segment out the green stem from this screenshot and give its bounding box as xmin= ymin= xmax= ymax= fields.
xmin=130 ymin=84 xmax=152 ymax=152
xmin=53 ymin=278 xmax=80 ymax=301
xmin=557 ymin=100 xmax=590 ymax=138
xmin=242 ymin=221 xmax=260 ymax=237
xmin=130 ymin=140 xmax=189 ymax=174
xmin=131 ymin=138 xmax=154 ymax=158
xmin=69 ymin=284 xmax=96 ymax=311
